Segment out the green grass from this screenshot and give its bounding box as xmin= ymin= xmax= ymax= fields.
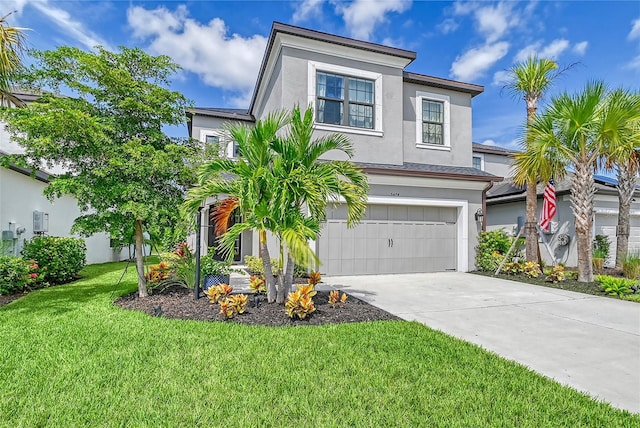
xmin=1 ymin=262 xmax=638 ymax=427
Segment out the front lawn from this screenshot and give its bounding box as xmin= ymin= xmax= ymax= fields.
xmin=1 ymin=261 xmax=637 ymax=426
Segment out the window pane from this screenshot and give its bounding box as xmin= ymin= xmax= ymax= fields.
xmin=423 ymin=122 xmax=443 ymax=144
xmin=348 ymin=77 xmax=374 ymax=104
xmin=348 ymin=103 xmax=373 ymax=129
xmin=320 ymin=73 xmax=344 ymax=99
xmin=473 ymin=156 xmax=482 ymax=170
xmin=317 ymin=99 xmax=343 ymax=125
xmin=205 ymin=135 xmax=219 ymax=144
xmin=423 ymin=100 xmax=443 ymax=123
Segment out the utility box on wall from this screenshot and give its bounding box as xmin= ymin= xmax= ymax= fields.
xmin=33 ymin=211 xmax=49 ymax=233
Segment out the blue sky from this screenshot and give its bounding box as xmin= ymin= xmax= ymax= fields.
xmin=6 ymin=0 xmax=640 ymax=148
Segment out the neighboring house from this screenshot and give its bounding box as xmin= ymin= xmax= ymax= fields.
xmin=0 ymin=91 xmax=134 ymax=264
xmin=188 ymin=22 xmax=501 ymax=275
xmin=475 ymin=142 xmax=640 ymax=267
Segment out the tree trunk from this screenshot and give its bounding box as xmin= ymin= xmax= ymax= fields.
xmin=259 ymin=229 xmax=277 ymax=303
xmin=277 ymin=252 xmax=295 ymax=304
xmin=571 ymin=161 xmax=596 ymax=282
xmin=134 ymin=219 xmax=148 ymax=298
xmin=275 ymin=239 xmax=286 ymax=304
xmin=525 ymin=179 xmax=539 ymax=262
xmin=616 ymin=163 xmax=635 ymax=268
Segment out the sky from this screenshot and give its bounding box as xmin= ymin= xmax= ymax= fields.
xmin=5 ymin=0 xmax=640 ymax=149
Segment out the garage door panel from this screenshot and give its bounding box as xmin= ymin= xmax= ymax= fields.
xmin=318 ymin=205 xmax=458 ymax=275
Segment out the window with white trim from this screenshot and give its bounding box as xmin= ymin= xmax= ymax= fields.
xmin=308 ymin=61 xmax=383 ymax=136
xmin=415 ymin=91 xmax=450 ymax=149
xmin=472 ymin=154 xmax=484 ymax=170
xmin=316 ymin=72 xmax=374 ymax=129
xmin=201 ymin=131 xmax=240 ymax=159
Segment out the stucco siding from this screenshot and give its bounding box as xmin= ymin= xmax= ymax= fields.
xmin=1 ymin=168 xmax=128 ymax=264
xmin=402 ymin=82 xmax=473 ymax=167
xmin=481 ymin=152 xmax=514 ymax=177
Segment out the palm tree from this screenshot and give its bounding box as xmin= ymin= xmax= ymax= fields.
xmin=268 ymin=105 xmax=368 ymax=302
xmin=523 ymin=81 xmax=610 ymax=282
xmin=184 ymin=111 xmax=289 ymax=302
xmin=599 ymin=90 xmax=640 ymax=267
xmin=0 ymin=12 xmax=28 ymax=106
xmin=505 ymin=56 xmax=568 ymax=262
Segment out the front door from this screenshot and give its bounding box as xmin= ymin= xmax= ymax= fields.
xmin=207 ymin=205 xmax=242 ymax=261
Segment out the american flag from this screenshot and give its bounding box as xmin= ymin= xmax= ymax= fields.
xmin=539 ymin=180 xmax=556 ymax=232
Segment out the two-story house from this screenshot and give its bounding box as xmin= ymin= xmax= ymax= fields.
xmin=188 ymin=22 xmax=501 ymax=275
xmin=473 ymin=142 xmax=640 ymax=267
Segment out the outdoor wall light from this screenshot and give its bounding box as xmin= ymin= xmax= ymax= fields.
xmin=475 ymin=208 xmax=484 ymax=222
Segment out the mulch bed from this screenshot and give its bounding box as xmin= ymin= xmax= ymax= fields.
xmin=115 ymin=285 xmax=400 ymax=326
xmin=0 ymin=292 xmax=30 ymax=307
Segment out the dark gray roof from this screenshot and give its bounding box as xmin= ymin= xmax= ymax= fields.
xmin=472 ymin=142 xmax=515 ymax=156
xmin=487 ymin=174 xmax=632 ymax=203
xmin=0 ymin=151 xmax=52 ymax=183
xmin=403 ymin=72 xmax=484 ymax=97
xmin=187 ymin=107 xmax=254 ymax=122
xmin=358 ymin=161 xmax=502 ymax=181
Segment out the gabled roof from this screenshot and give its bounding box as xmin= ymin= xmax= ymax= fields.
xmin=403 ymin=72 xmax=484 ymax=97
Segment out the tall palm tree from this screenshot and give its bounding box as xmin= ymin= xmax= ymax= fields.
xmin=184 ymin=111 xmax=289 ymax=302
xmin=0 ymin=12 xmax=28 ymax=106
xmin=505 ymin=56 xmax=568 ymax=262
xmin=599 ymin=89 xmax=640 ymax=267
xmin=268 ymin=105 xmax=368 ymax=302
xmin=524 ymin=81 xmax=610 ymax=282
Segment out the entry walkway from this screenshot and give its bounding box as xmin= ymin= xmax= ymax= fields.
xmin=325 ymin=272 xmax=640 ymax=413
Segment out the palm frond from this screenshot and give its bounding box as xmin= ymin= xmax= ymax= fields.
xmin=211 ymin=197 xmax=239 ymax=236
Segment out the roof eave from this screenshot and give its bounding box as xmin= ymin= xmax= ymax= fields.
xmin=363 ymin=166 xmax=503 ymax=182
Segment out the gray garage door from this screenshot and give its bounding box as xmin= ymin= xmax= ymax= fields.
xmin=595 ymin=214 xmax=640 ymax=267
xmin=317 ymin=205 xmax=457 ymax=275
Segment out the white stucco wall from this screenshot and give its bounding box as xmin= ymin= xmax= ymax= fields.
xmin=1 ymin=168 xmax=128 ymax=264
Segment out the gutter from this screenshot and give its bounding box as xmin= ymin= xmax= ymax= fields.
xmin=362 ymin=166 xmax=502 ymax=182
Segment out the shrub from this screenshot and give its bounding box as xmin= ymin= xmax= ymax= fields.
xmin=593 ymin=235 xmax=611 ymax=261
xmin=544 ymin=265 xmax=566 ymax=283
xmin=21 ymin=236 xmax=86 ymax=284
xmin=244 ymin=255 xmax=281 ymax=276
xmin=249 ymin=275 xmax=266 ymax=293
xmin=294 ymin=264 xmax=308 ymax=278
xmin=218 ymin=299 xmax=236 ymax=319
xmin=503 ymin=262 xmax=523 ymax=275
xmin=0 ymin=256 xmax=40 ymax=295
xmin=146 ymin=262 xmax=172 ymax=284
xmin=205 ymin=283 xmax=233 ymax=303
xmin=227 ymin=294 xmax=248 ymax=314
xmin=595 ymin=275 xmax=635 ymax=297
xmin=523 ymin=261 xmax=541 ymax=278
xmin=475 ymin=229 xmax=516 ymax=272
xmin=308 ymin=270 xmax=321 ymax=285
xmin=622 ymin=253 xmax=640 ymax=279
xmin=285 ymin=284 xmax=317 ymax=319
xmin=328 ymin=289 xmax=348 ymax=307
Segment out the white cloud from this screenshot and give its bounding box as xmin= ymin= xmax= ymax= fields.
xmin=514 ymin=39 xmax=569 ymax=62
xmin=474 ymin=2 xmax=518 ymax=43
xmin=338 ymin=0 xmax=412 ymax=41
xmin=7 ymin=0 xmax=111 ymax=50
xmin=127 ymin=6 xmax=267 ymax=107
xmin=492 ymin=70 xmax=510 ymax=86
xmin=292 ymin=0 xmax=324 ymax=23
xmin=481 ymin=139 xmax=497 ymax=146
xmin=629 ymin=18 xmax=640 ymax=40
xmin=450 ymin=41 xmax=509 ymax=81
xmin=572 ymin=41 xmax=588 ymax=56
xmin=437 ymin=18 xmax=459 ymax=34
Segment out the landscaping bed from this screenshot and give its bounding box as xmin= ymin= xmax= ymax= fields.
xmin=115 ymin=284 xmax=400 ymax=326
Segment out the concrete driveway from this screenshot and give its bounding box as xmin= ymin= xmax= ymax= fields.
xmin=324 ymin=272 xmax=640 ymax=414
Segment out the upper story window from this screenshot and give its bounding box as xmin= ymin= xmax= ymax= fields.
xmin=308 ymin=61 xmax=383 ymax=137
xmin=316 ymin=72 xmax=374 ymax=129
xmin=421 ymin=100 xmax=444 ymax=145
xmin=472 ymin=154 xmax=484 ymax=170
xmin=415 ymin=91 xmax=450 ymax=151
xmin=201 ymin=131 xmax=240 ymax=159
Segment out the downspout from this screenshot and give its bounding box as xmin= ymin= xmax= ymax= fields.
xmin=481 ymin=181 xmax=495 ymax=231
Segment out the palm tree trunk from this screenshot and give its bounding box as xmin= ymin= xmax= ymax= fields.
xmin=525 ymin=179 xmax=539 ymax=262
xmin=134 ymin=219 xmax=148 ymax=298
xmin=616 ymin=163 xmax=635 ymax=268
xmin=571 ymin=161 xmax=596 ymax=282
xmin=277 ymin=252 xmax=295 ymax=304
xmin=259 ymin=229 xmax=277 ymax=303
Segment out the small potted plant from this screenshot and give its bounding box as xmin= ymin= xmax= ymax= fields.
xmin=201 ymin=248 xmax=239 ymax=291
xmin=593 ymin=247 xmax=607 ymax=271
